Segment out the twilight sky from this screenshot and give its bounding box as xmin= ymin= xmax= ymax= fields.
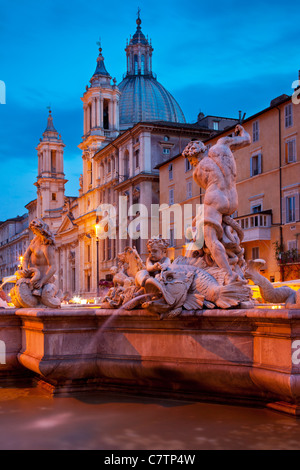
xmin=0 ymin=0 xmax=299 ymax=221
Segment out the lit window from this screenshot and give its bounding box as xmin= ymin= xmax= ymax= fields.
xmin=285 ymin=103 xmax=293 ymax=128
xmin=285 ymin=138 xmax=296 ymax=163
xmin=286 ymin=196 xmax=296 ymax=223
xmin=252 ymin=121 xmax=259 ymax=142
xmin=169 ymin=188 xmax=174 ymax=205
xmin=168 ymin=164 xmax=173 ymax=180
xmin=250 ymin=154 xmax=262 ymax=176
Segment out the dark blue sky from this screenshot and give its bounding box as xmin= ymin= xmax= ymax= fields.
xmin=0 ymin=0 xmax=299 ymax=221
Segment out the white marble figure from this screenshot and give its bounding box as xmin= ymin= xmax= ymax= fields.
xmin=183 ymin=124 xmax=250 ymax=285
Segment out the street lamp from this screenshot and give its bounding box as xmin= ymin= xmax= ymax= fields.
xmin=95 ymin=221 xmax=100 ymax=298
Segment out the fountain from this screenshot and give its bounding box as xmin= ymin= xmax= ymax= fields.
xmin=1 ymin=126 xmax=300 ymax=415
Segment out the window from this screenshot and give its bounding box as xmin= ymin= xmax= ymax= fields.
xmin=250 ymin=154 xmax=262 ymax=176
xmin=252 ymin=247 xmax=260 ymax=259
xmin=185 ymin=158 xmax=192 ymax=172
xmin=135 ymin=149 xmax=140 ymax=168
xmin=107 ymin=159 xmax=111 ymax=173
xmin=251 ymin=204 xmax=262 ymax=213
xmin=285 ymin=138 xmax=296 ymax=163
xmin=286 ymin=196 xmax=296 ymax=223
xmin=169 ymin=188 xmax=174 ymax=205
xmin=52 ymin=193 xmax=56 ymax=201
xmin=252 ymin=121 xmax=259 ymax=142
xmin=51 ymin=150 xmax=56 ymax=173
xmin=186 ymin=181 xmax=192 ymax=199
xmin=164 ymin=136 xmax=169 ymax=142
xmin=141 ymin=54 xmax=145 ymax=75
xmin=134 ymin=55 xmax=138 ymax=74
xmin=103 ymin=100 xmax=109 ymax=130
xmin=285 ymin=103 xmax=293 ymax=128
xmin=163 ymin=148 xmax=170 ymax=155
xmin=213 ymin=121 xmax=219 ymax=131
xmin=288 ymin=240 xmax=297 ymax=251
xmin=168 ymin=164 xmax=173 ymax=180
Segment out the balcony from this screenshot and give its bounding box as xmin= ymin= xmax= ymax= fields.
xmin=235 ymin=211 xmax=272 ymax=242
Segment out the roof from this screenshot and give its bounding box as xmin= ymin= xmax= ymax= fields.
xmin=203 ymin=94 xmax=292 ymax=143
xmin=118 ymin=75 xmax=186 ymax=129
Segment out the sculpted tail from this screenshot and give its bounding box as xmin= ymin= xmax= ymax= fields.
xmin=215 ymin=281 xmax=251 ymax=309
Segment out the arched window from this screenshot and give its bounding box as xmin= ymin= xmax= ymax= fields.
xmin=141 ymin=55 xmax=145 ymax=75
xmin=124 ymin=150 xmax=129 ymax=179
xmin=51 ymin=150 xmax=56 ymax=173
xmin=103 ymin=100 xmax=109 ymax=130
xmin=134 ymin=55 xmax=138 ymax=74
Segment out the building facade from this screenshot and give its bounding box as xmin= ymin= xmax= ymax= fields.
xmin=157 ymin=93 xmax=300 ymax=282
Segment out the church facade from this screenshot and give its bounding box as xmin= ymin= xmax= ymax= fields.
xmin=0 ymin=15 xmax=231 ymax=300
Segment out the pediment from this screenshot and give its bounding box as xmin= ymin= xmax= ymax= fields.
xmin=56 ymin=213 xmax=77 ymax=234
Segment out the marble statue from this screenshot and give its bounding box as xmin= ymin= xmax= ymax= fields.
xmin=135 ymin=238 xmax=171 ymax=288
xmin=182 ymin=124 xmax=250 ymax=285
xmin=10 ymin=218 xmax=62 ymax=308
xmin=245 ymin=259 xmax=300 ymax=307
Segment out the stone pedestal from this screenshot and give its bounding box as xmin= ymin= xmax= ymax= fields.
xmin=0 ymin=309 xmax=32 ymax=384
xmin=3 ymin=306 xmax=299 ymax=415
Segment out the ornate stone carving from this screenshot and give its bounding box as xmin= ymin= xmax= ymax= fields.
xmin=10 ymin=218 xmax=62 ymax=308
xmin=182 ymin=124 xmax=252 ymax=292
xmin=245 ymin=259 xmax=300 ymax=307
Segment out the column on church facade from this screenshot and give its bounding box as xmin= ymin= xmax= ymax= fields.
xmin=100 ymin=97 xmax=104 ymax=128
xmin=96 ymin=97 xmax=100 ymax=128
xmin=109 ymin=100 xmax=113 ymax=130
xmin=129 ymin=140 xmax=134 ymax=178
xmin=79 ymin=236 xmax=85 ymax=294
xmin=91 ymin=97 xmax=96 ymax=129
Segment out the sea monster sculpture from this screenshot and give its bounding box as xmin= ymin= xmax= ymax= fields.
xmin=10 ymin=218 xmax=62 ymax=308
xmin=245 ymin=259 xmax=300 ymax=308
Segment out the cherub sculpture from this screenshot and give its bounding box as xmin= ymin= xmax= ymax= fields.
xmin=10 ymin=218 xmax=62 ymax=308
xmin=135 ymin=238 xmax=171 ymax=288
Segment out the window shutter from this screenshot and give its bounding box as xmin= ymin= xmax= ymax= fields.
xmin=258 ymin=153 xmax=262 ymax=174
xmin=282 ymin=197 xmax=286 ymax=224
xmin=296 ymin=193 xmax=300 ymax=222
xmin=250 ymin=157 xmax=253 ymax=177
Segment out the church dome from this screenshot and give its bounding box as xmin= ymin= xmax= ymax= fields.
xmin=118 ymin=75 xmax=186 ymax=129
xmin=118 ymin=13 xmax=186 ymax=130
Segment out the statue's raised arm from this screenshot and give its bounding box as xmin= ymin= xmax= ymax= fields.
xmin=217 ymin=124 xmax=250 ymax=152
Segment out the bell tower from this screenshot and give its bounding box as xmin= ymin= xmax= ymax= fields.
xmin=79 ymin=43 xmax=120 ymax=156
xmin=35 ymin=109 xmax=67 ymax=223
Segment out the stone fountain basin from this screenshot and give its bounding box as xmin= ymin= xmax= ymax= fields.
xmin=1 ymin=306 xmax=300 ymax=415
